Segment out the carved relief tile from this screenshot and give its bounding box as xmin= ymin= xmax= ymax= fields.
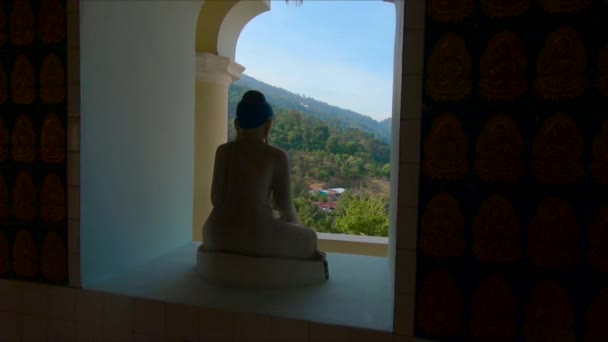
xmin=12 ymin=172 xmax=36 ymax=221
xmin=480 ymin=0 xmax=531 ymax=17
xmin=12 ymin=229 xmax=37 ymax=278
xmin=0 ymin=63 xmax=7 ymax=104
xmin=599 ymin=44 xmax=608 ymax=98
xmin=475 ymin=114 xmax=525 ymax=183
xmin=0 ymin=3 xmax=6 ymax=46
xmin=9 ymin=0 xmax=35 ymax=46
xmin=470 ymin=276 xmax=517 ymax=341
xmin=11 ymin=113 xmax=36 ymax=163
xmin=588 ymin=205 xmax=608 ymax=272
xmin=428 ymin=0 xmax=475 ymax=22
xmin=535 ymin=27 xmax=587 ymax=100
xmin=40 ymin=54 xmax=65 ymax=104
xmin=426 ymin=33 xmax=472 ymax=102
xmin=473 ymin=195 xmax=521 ymax=264
xmin=532 ymin=113 xmax=584 ymax=184
xmin=10 ymin=55 xmax=36 ymax=104
xmin=480 ymin=31 xmax=528 ymax=101
xmin=540 ymin=0 xmax=592 ymax=14
xmin=422 ymin=113 xmax=469 ymax=180
xmin=525 ymin=280 xmax=576 ymax=342
xmin=586 ymin=289 xmax=608 ymax=341
xmin=528 ymin=197 xmax=580 ymax=269
xmin=40 ymin=173 xmax=65 ymax=223
xmin=0 ymin=232 xmax=8 ymax=275
xmin=39 ymin=0 xmax=65 ymax=45
xmin=41 ymin=231 xmax=67 ymax=282
xmin=592 ymin=119 xmax=608 ymax=186
xmin=417 ymin=272 xmax=464 ymax=337
xmin=0 ymin=115 xmax=8 ymax=161
xmin=41 ymin=113 xmax=65 ymax=164
xmin=420 ymin=192 xmax=466 ymax=258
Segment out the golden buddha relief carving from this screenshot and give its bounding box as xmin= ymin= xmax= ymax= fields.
xmin=41 ymin=113 xmax=65 ymax=164
xmin=9 ymin=0 xmax=35 ymax=46
xmin=599 ymin=44 xmax=608 ymax=98
xmin=0 ymin=115 xmax=9 ymax=161
xmin=417 ymin=271 xmax=464 ymax=337
xmin=41 ymin=231 xmax=67 ymax=282
xmin=480 ymin=0 xmax=530 ymax=17
xmin=0 ymin=232 xmax=8 ymax=275
xmin=39 ymin=0 xmax=66 ymax=45
xmin=480 ymin=31 xmax=528 ymax=101
xmin=473 ymin=195 xmax=521 ymax=264
xmin=422 ymin=113 xmax=469 ymax=180
xmin=532 ymin=113 xmax=584 ymax=184
xmin=588 ymin=205 xmax=608 ymax=272
xmin=586 ymin=289 xmax=608 ymax=342
xmin=12 ymin=171 xmax=36 ymax=221
xmin=428 ymin=0 xmax=474 ymax=22
xmin=470 ymin=276 xmax=517 ymax=341
xmin=0 ymin=174 xmax=8 ymax=219
xmin=592 ymin=119 xmax=608 ymax=186
xmin=525 ymin=280 xmax=576 ymax=342
xmin=40 ymin=54 xmax=66 ymax=104
xmin=420 ymin=192 xmax=466 ymax=258
xmin=11 ymin=113 xmax=36 ymax=163
xmin=426 ymin=34 xmax=472 ymax=102
xmin=12 ymin=229 xmax=37 ymax=278
xmin=0 ymin=4 xmax=6 ymax=46
xmin=540 ymin=0 xmax=591 ymax=14
xmin=528 ymin=197 xmax=580 ymax=269
xmin=40 ymin=173 xmax=65 ymax=223
xmin=11 ymin=54 xmax=36 ymax=104
xmin=0 ymin=63 xmax=7 ymax=104
xmin=535 ymin=27 xmax=587 ymax=100
xmin=475 ymin=114 xmax=525 ymax=183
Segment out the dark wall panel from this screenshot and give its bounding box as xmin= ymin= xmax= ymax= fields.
xmin=415 ymin=0 xmax=608 ymax=340
xmin=0 ymin=0 xmax=68 ymax=284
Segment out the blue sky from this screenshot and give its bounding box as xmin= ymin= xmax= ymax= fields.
xmin=235 ymin=0 xmax=396 ymax=122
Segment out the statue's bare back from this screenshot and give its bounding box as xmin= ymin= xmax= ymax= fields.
xmin=202 ymin=91 xmax=320 ymax=260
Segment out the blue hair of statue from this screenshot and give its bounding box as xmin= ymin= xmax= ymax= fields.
xmin=236 ymin=100 xmax=274 ymax=129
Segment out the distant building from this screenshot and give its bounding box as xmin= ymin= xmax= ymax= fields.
xmin=314 ymin=202 xmax=337 ymax=213
xmin=318 ymin=188 xmax=345 ymax=201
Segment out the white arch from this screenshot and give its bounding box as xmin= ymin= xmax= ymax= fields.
xmin=217 ymin=0 xmax=271 ymax=60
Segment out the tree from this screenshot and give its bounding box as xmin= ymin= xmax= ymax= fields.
xmin=333 ymin=193 xmax=389 ymax=237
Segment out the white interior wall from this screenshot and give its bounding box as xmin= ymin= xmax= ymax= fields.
xmin=80 ymin=0 xmax=203 ymax=286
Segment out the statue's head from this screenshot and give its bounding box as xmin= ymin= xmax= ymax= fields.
xmin=236 ymin=90 xmax=273 ymax=130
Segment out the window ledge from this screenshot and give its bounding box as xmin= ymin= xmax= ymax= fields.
xmin=317 ymin=233 xmax=388 ymax=256
xmin=86 ymin=242 xmax=394 ymax=331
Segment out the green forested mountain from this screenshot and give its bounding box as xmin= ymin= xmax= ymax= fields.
xmin=229 ymin=74 xmax=392 ymax=143
xmin=227 ymin=75 xmax=392 ymax=237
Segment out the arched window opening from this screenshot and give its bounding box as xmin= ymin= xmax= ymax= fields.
xmin=228 ymin=1 xmax=396 ymax=249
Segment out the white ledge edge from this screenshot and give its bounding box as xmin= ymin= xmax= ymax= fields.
xmin=317 ymin=233 xmax=389 ymax=245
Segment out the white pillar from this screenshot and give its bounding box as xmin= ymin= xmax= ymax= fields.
xmin=193 ymin=52 xmax=245 ymax=241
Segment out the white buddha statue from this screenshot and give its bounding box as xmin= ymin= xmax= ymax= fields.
xmin=200 ymin=90 xmax=325 ymax=265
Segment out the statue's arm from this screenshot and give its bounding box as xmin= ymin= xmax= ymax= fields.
xmin=210 ymin=145 xmax=227 ymax=207
xmin=273 ymin=151 xmax=300 ymax=223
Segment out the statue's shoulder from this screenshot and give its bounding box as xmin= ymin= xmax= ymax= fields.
xmin=216 ymin=142 xmax=233 ymax=153
xmin=267 ymin=144 xmax=289 ymax=160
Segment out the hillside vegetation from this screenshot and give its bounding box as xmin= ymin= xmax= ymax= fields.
xmin=229 ymin=74 xmax=391 ymax=143
xmin=228 ymin=77 xmax=392 ymax=236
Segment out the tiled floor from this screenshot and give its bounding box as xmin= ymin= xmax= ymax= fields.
xmin=88 ymin=243 xmax=394 ymax=332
